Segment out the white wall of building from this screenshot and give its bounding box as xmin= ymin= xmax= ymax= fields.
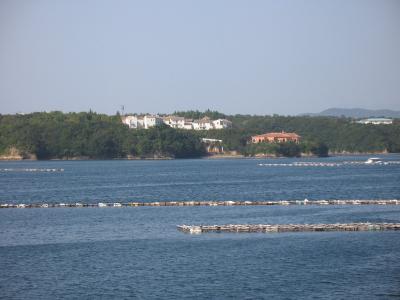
xmin=163 ymin=116 xmax=185 ymax=129
xmin=213 ymin=119 xmax=232 ymax=129
xmin=357 ymin=118 xmax=393 ymax=125
xmin=144 ymin=116 xmax=163 ymax=129
xmin=123 ymin=115 xmax=232 ymax=130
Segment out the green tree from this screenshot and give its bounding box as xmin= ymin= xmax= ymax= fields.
xmin=310 ymin=142 xmax=329 ymax=157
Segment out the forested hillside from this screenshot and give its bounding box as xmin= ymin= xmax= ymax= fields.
xmin=181 ymin=113 xmax=400 ymax=154
xmin=0 ymin=112 xmax=206 ymax=159
xmin=0 ymin=111 xmax=399 ymax=159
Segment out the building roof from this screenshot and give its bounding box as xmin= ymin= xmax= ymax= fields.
xmin=214 ymin=118 xmax=232 ymax=123
xmin=202 ymin=138 xmax=223 ymax=143
xmin=358 ymin=118 xmax=393 ymax=122
xmin=163 ymin=116 xmax=185 ymax=121
xmin=193 ymin=117 xmax=213 ymax=124
xmin=252 ymin=131 xmax=301 ymax=139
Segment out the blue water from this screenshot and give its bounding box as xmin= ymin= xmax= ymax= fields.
xmin=1 ymin=155 xmax=400 ymax=299
xmin=1 ymin=155 xmax=400 ymax=204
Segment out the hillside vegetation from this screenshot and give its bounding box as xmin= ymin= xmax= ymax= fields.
xmin=175 ymin=112 xmax=400 ymax=155
xmin=0 ymin=111 xmax=399 ymax=159
xmin=0 ymin=112 xmax=205 ymax=159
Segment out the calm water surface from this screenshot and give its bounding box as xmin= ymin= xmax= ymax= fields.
xmin=1 ymin=155 xmax=400 ymax=299
xmin=1 ymin=155 xmax=400 ymax=203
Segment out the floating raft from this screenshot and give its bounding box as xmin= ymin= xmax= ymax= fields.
xmin=258 ymin=161 xmax=400 ymax=167
xmin=1 ymin=199 xmax=400 ymax=209
xmin=177 ymin=223 xmax=400 ymax=234
xmin=0 ymin=168 xmax=64 ymax=172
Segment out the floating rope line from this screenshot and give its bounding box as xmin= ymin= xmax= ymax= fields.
xmin=1 ymin=199 xmax=399 ymax=209
xmin=0 ymin=168 xmax=64 ymax=172
xmin=177 ymin=223 xmax=400 ymax=234
xmin=258 ymin=161 xmax=400 ymax=167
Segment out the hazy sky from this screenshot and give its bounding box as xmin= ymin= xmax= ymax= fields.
xmin=1 ymin=0 xmax=399 ymax=115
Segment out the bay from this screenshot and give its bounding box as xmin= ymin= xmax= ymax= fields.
xmin=1 ymin=155 xmax=400 ymax=299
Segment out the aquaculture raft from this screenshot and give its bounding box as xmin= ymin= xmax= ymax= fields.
xmin=1 ymin=199 xmax=400 ymax=209
xmin=177 ymin=223 xmax=400 ymax=234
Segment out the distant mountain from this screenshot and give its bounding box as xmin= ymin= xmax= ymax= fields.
xmin=302 ymin=108 xmax=400 ymax=118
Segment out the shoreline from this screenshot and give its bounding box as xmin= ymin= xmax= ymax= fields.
xmin=0 ymin=151 xmax=396 ymax=162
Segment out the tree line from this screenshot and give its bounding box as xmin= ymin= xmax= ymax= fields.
xmin=0 ymin=112 xmax=205 ymax=159
xmin=0 ymin=111 xmax=399 ymax=159
xmin=177 ymin=113 xmax=400 ymax=156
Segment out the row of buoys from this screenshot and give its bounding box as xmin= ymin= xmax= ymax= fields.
xmin=177 ymin=223 xmax=400 ymax=234
xmin=259 ymin=163 xmax=341 ymax=167
xmin=0 ymin=168 xmax=64 ymax=172
xmin=258 ymin=161 xmax=400 ymax=167
xmin=1 ymin=199 xmax=399 ymax=209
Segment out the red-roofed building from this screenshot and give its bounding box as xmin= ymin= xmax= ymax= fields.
xmin=251 ymin=131 xmax=301 ymax=144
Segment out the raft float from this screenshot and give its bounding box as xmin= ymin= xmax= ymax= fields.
xmin=1 ymin=199 xmax=400 ymax=209
xmin=258 ymin=161 xmax=400 ymax=167
xmin=177 ymin=223 xmax=400 ymax=234
xmin=0 ymin=168 xmax=64 ymax=172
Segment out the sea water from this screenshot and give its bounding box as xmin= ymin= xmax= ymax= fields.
xmin=1 ymin=155 xmax=400 ymax=299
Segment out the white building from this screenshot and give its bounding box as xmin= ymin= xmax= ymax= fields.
xmin=122 ymin=115 xmax=163 ymax=129
xmin=121 ymin=115 xmax=137 ymax=128
xmin=145 ymin=115 xmax=164 ymax=128
xmin=192 ymin=117 xmax=214 ymax=130
xmin=212 ymin=119 xmax=232 ymax=129
xmin=192 ymin=117 xmax=232 ymax=130
xmin=163 ymin=116 xmax=186 ymax=129
xmin=201 ymin=138 xmax=224 ymax=153
xmin=183 ymin=120 xmax=194 ymax=130
xmin=122 ymin=115 xmax=232 ymax=130
xmin=357 ymin=118 xmax=393 ymax=125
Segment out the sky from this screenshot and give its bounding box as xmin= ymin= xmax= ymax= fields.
xmin=1 ymin=0 xmax=399 ymax=116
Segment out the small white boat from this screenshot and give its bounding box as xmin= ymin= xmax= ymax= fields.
xmin=365 ymin=157 xmax=382 ymax=164
xmin=98 ymin=202 xmax=108 ymax=207
xmin=113 ymin=202 xmax=122 ymax=207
